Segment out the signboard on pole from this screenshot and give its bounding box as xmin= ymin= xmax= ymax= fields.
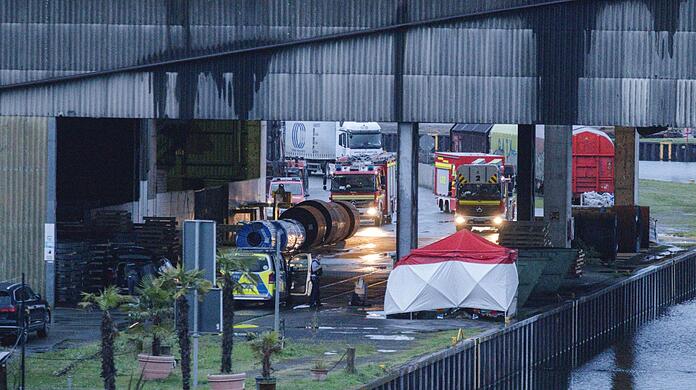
xmin=182 ymin=220 xmax=221 ymax=334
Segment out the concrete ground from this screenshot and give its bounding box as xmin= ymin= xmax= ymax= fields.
xmin=29 ymin=176 xmax=490 ymax=355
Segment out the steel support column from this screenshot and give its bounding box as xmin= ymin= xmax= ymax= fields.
xmin=45 ymin=118 xmax=57 ymax=308
xmin=614 ymin=127 xmax=639 ymax=206
xmin=138 ymin=119 xmax=156 ymax=222
xmin=543 ymin=125 xmax=572 ymax=248
xmin=396 ymin=122 xmax=419 ymax=260
xmin=517 ymin=125 xmax=536 ymax=221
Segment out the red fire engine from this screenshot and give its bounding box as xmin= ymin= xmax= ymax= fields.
xmin=328 ymin=153 xmax=396 ymax=226
xmin=433 ymin=152 xmax=506 ymax=213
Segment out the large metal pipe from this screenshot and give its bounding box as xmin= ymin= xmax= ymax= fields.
xmin=334 ymin=201 xmax=360 ymax=240
xmin=280 ymin=205 xmax=327 ymax=249
xmin=271 ymin=219 xmax=306 ymax=251
xmin=296 ymin=200 xmax=350 ymax=245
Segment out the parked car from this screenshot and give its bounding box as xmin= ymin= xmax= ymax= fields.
xmin=0 ymin=282 xmax=51 ymax=338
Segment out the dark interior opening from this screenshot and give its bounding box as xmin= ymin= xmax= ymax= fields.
xmin=57 ymin=118 xmax=139 ymax=222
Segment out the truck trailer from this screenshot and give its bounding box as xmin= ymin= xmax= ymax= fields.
xmin=572 ymin=127 xmax=615 ymax=203
xmin=283 ymin=121 xmax=383 ymax=174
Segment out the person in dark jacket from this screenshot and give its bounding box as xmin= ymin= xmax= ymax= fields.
xmin=309 ymin=257 xmax=322 ymax=308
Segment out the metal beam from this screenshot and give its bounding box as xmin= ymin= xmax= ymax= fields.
xmin=543 ymin=125 xmax=572 ymax=248
xmin=516 ymin=124 xmax=536 ymax=221
xmin=614 ymin=127 xmax=639 ymax=206
xmin=0 ymin=0 xmax=580 ymax=91
xmin=396 ymin=122 xmax=419 ymax=260
xmin=44 ymin=118 xmax=57 ymax=308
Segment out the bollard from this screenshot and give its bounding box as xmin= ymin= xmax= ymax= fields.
xmin=346 ymin=346 xmax=356 ymax=374
xmin=0 ymin=363 xmax=7 ymax=390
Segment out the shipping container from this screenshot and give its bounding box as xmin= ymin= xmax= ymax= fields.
xmin=572 ymin=128 xmax=615 ymax=200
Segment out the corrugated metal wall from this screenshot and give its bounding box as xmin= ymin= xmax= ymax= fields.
xmin=0 ymin=117 xmax=47 ymax=291
xmin=0 ymin=0 xmax=695 ymax=126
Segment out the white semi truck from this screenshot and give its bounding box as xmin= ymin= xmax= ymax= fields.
xmin=283 ymin=121 xmax=383 ymax=174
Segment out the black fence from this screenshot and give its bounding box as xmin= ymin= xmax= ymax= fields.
xmin=364 ymin=250 xmax=696 ymax=390
xmin=640 ymin=141 xmax=696 ymax=162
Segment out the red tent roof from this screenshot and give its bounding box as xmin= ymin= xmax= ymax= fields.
xmin=395 ymin=229 xmax=517 ymax=267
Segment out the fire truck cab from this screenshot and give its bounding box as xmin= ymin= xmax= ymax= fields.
xmin=328 ymin=153 xmax=396 ymax=226
xmin=454 ymin=164 xmax=513 ymax=230
xmin=434 ymin=152 xmax=505 ymax=213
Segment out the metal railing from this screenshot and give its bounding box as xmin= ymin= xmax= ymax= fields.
xmin=364 ymin=250 xmax=696 ymax=390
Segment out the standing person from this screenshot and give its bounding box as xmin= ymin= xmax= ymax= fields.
xmin=309 ymin=256 xmax=323 ymax=308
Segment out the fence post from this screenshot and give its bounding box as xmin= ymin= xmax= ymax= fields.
xmin=346 ymin=346 xmax=356 ymax=374
xmin=475 ymin=338 xmax=481 ymax=389
xmin=0 ymin=362 xmax=7 ymax=390
xmin=572 ymin=300 xmax=578 ymax=368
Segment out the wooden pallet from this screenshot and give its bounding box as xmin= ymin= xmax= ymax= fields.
xmin=498 ymin=221 xmax=551 ymax=248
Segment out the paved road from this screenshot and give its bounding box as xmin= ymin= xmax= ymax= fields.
xmin=639 ymin=161 xmax=696 ymax=183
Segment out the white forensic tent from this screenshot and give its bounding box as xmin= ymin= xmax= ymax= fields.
xmin=384 ymin=229 xmax=518 ymax=316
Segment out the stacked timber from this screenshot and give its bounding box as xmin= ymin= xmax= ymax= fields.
xmin=84 ymin=243 xmax=111 ymax=293
xmin=55 ymin=241 xmax=89 ymax=305
xmin=498 ymin=221 xmax=551 ymax=248
xmin=135 ymin=217 xmax=179 ymax=260
xmin=91 ymin=210 xmax=133 ymax=235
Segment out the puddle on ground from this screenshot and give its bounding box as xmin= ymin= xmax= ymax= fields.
xmin=365 ymin=334 xmax=414 ymax=341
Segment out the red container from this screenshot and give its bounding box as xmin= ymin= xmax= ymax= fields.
xmin=572 ymin=128 xmax=615 ymax=199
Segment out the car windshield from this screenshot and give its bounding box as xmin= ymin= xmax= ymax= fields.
xmin=457 ymin=184 xmax=502 ymax=201
xmin=0 ymin=292 xmax=10 ymax=305
xmin=270 ymin=182 xmax=303 ymax=195
xmin=331 ymin=175 xmax=376 ymax=192
xmin=348 ymin=132 xmax=382 ymax=149
xmin=231 ymin=255 xmax=271 ymax=273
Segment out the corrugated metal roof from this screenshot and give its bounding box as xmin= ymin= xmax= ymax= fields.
xmin=0 ymin=0 xmax=695 ymax=126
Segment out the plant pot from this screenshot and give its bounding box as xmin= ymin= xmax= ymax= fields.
xmin=137 ymin=353 xmax=176 ymax=380
xmin=255 ymin=376 xmax=276 ymax=390
xmin=208 ymin=373 xmax=246 ymax=390
xmin=310 ymin=368 xmax=329 ymax=381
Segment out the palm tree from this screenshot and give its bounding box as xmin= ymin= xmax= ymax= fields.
xmin=159 ymin=266 xmax=212 ymax=390
xmin=248 ymin=331 xmax=283 ymax=380
xmin=216 ymin=251 xmax=260 ymax=374
xmin=80 ymin=286 xmax=132 ymax=390
xmin=128 ymin=276 xmax=174 ymax=356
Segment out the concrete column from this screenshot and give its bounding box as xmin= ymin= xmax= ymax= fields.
xmin=517 ymin=125 xmax=536 ymax=221
xmin=138 ymin=120 xmax=157 ymax=222
xmin=543 ymin=125 xmax=572 ymax=248
xmin=258 ymin=121 xmax=268 ymax=202
xmin=614 ymin=127 xmax=639 ymax=206
xmin=396 ymin=122 xmax=419 ymax=260
xmin=45 ymin=117 xmax=57 ymax=308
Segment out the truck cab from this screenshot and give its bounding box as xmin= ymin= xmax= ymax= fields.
xmin=225 ymin=249 xmax=314 ymax=303
xmin=268 ymin=177 xmax=306 ymax=205
xmin=454 ymin=164 xmax=511 ymax=230
xmin=336 ymin=122 xmax=383 ymax=157
xmin=328 ymin=154 xmax=396 ymax=226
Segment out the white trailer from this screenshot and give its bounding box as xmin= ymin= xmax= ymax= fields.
xmin=284 ymin=121 xmax=337 ymax=173
xmin=283 ymin=121 xmax=383 ymax=174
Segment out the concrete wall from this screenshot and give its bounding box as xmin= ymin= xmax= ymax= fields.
xmin=92 ymin=190 xmax=196 ymax=227
xmin=0 ymin=117 xmax=49 ymax=292
xmin=418 ymin=163 xmax=433 ymax=189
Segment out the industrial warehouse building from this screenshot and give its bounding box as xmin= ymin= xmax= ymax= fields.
xmin=1 ymin=0 xmax=696 ymax=306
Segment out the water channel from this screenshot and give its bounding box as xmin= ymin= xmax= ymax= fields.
xmin=568 ymin=298 xmax=696 ymax=389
